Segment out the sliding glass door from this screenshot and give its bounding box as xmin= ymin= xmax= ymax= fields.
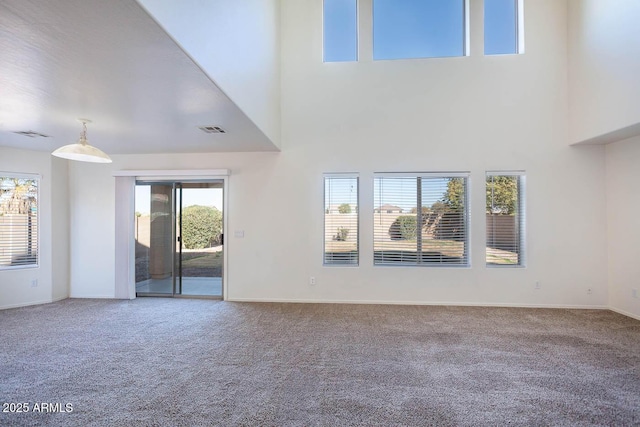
xmin=134 ymin=180 xmax=223 ymax=297
xmin=178 ymin=182 xmax=223 ymax=296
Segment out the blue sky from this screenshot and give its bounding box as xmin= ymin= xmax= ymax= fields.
xmin=484 ymin=0 xmax=518 ymax=55
xmin=324 ymin=0 xmax=518 ymax=62
xmin=374 ymin=177 xmax=452 ymax=211
xmin=135 ymin=186 xmax=223 ymax=215
xmin=323 ymin=0 xmax=358 ymax=62
xmin=325 ymin=176 xmax=452 ymax=212
xmin=373 ymin=0 xmax=464 ymax=60
xmin=325 ymin=177 xmax=358 ymax=208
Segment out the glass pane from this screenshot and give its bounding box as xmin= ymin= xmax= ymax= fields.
xmin=420 ymin=177 xmax=467 ymax=264
xmin=485 ymin=0 xmax=518 ymax=55
xmin=324 ymin=176 xmax=358 ymax=265
xmin=135 ymin=181 xmax=224 ymax=296
xmin=486 ymin=175 xmax=521 ymax=265
xmin=374 ymin=177 xmax=418 ymax=264
xmin=374 ymin=175 xmax=468 ymax=266
xmin=373 ymin=0 xmax=465 ymax=60
xmin=323 ymin=0 xmax=358 ymax=62
xmin=135 ymin=183 xmax=174 ymax=295
xmin=180 ymin=184 xmax=224 ymax=296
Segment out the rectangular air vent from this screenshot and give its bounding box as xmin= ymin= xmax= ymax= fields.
xmin=198 ymin=126 xmax=226 ymax=134
xmin=14 ymin=131 xmax=50 ymax=138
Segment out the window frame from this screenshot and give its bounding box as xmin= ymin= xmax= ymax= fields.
xmin=323 ymin=173 xmax=359 ymax=266
xmin=373 ymin=172 xmax=471 ymax=268
xmin=0 ymin=172 xmax=40 ymax=271
xmin=485 ymin=171 xmax=526 ymax=268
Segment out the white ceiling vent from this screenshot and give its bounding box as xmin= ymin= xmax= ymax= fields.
xmin=198 ymin=126 xmax=226 ymax=134
xmin=14 ymin=130 xmax=50 ymax=138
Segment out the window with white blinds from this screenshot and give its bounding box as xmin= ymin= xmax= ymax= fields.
xmin=0 ymin=174 xmax=39 ymax=269
xmin=374 ymin=173 xmax=469 ymax=266
xmin=324 ymin=174 xmax=358 ymax=265
xmin=486 ymin=172 xmax=525 ymax=267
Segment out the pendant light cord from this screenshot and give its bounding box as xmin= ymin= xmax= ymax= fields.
xmin=80 ymin=121 xmax=88 ymax=145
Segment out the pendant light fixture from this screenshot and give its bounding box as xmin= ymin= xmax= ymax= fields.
xmin=52 ymin=119 xmax=112 ymax=163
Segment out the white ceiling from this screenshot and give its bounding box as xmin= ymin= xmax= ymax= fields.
xmin=0 ymin=0 xmax=278 ymax=155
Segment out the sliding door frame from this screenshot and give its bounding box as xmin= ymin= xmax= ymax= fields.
xmin=114 ymin=169 xmax=229 ymax=300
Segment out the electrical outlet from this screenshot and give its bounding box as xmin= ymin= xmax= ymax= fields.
xmin=309 ymin=276 xmax=316 ymax=286
xmin=587 ymin=288 xmax=593 ymax=295
xmin=535 ymin=281 xmax=541 ymax=290
xmin=31 ymin=279 xmax=38 ymax=288
xmin=633 ymin=289 xmax=638 ymax=299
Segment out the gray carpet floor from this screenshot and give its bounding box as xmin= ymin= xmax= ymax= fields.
xmin=1 ymin=299 xmax=639 ymax=426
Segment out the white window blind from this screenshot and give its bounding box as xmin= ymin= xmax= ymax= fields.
xmin=486 ymin=172 xmax=525 ymax=267
xmin=324 ymin=174 xmax=358 ymax=265
xmin=0 ymin=174 xmax=39 ymax=269
xmin=374 ymin=173 xmax=469 ymax=266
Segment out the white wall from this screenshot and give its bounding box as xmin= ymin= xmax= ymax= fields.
xmin=568 ymin=0 xmax=640 ymax=144
xmin=51 ymin=156 xmax=70 ymax=302
xmin=606 ymin=136 xmax=640 ymax=319
xmin=136 ymin=0 xmax=281 ymax=147
xmin=277 ymin=0 xmax=607 ymax=307
xmin=67 ymin=0 xmax=610 ymax=308
xmin=0 ymin=147 xmax=69 ymax=309
xmin=68 ymin=161 xmax=116 ymax=298
xmin=68 ymin=152 xmax=277 ymax=300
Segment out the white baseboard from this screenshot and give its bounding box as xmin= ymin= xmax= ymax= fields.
xmin=5 ymin=296 xmax=636 ymax=323
xmin=608 ymin=306 xmax=640 ymax=321
xmin=226 ymin=297 xmax=609 ymax=310
xmin=69 ymin=294 xmax=115 ymax=299
xmin=1 ymin=295 xmax=68 ymax=310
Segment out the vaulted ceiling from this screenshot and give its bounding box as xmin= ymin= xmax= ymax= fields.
xmin=0 ymin=0 xmax=278 ymax=155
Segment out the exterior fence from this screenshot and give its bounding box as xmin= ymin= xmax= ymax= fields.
xmin=486 ymin=214 xmax=517 ymax=249
xmin=324 ymin=213 xmax=516 ymax=252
